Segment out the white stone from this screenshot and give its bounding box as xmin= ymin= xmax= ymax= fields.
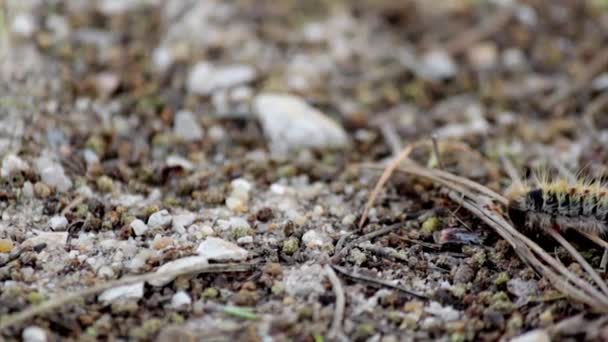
xmin=341 ymin=214 xmax=356 ymax=225
xmin=510 ymin=329 xmax=550 ymax=342
xmin=130 ymin=219 xmax=149 ymax=236
xmin=424 ymin=301 xmax=460 ymax=321
xmin=302 ymin=230 xmax=331 ymax=249
xmin=270 ymin=183 xmax=286 ymax=195
xmin=98 ymin=282 xmax=144 ymax=303
xmin=226 ymin=197 xmax=247 ymax=212
xmin=22 ymin=181 xmax=34 ymax=198
xmin=152 ymin=46 xmax=174 ymax=72
xmin=173 ymin=110 xmax=203 ymax=142
xmin=197 ymin=237 xmax=248 ymax=261
xmin=83 ymin=149 xmax=100 ymax=166
xmin=172 ymin=213 xmax=196 ymax=231
xmin=12 ymin=14 xmax=37 ymax=37
xmin=417 ymin=49 xmax=457 ymax=81
xmin=170 ymin=291 xmax=192 ymax=309
xmin=94 ymin=72 xmax=120 ymax=97
xmin=148 ymin=210 xmax=172 ymax=228
xmin=1 ymin=154 xmax=29 ymax=177
xmin=228 ymin=217 xmax=250 ymax=231
xmin=187 ymin=62 xmax=256 ymax=95
xmin=148 ymin=255 xmax=209 ymax=287
xmin=502 ymin=48 xmax=526 ymax=71
xmin=230 ymin=178 xmax=252 ymax=201
xmin=237 ymin=236 xmax=253 ymax=244
xmin=48 ymin=216 xmax=68 ymax=231
xmin=253 ymin=93 xmax=349 ymax=154
xmin=127 ymin=250 xmax=151 ymax=272
xmin=200 ymin=225 xmax=215 ymax=236
xmin=98 ymin=265 xmax=115 ymax=278
xmin=166 ymin=155 xmax=194 ymax=170
xmin=23 ymin=231 xmax=68 ymax=248
xmin=22 ymin=326 xmax=47 ymax=342
xmin=34 ymin=156 xmax=72 ymax=192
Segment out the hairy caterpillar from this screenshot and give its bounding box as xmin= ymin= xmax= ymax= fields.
xmin=506 ymin=178 xmax=608 ymax=236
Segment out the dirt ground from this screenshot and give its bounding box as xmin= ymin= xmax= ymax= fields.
xmin=3 ymin=0 xmax=608 ymax=341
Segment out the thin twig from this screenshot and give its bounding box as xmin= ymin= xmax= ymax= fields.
xmin=548 ymin=228 xmax=608 ymax=297
xmin=431 ymin=134 xmax=444 ymax=170
xmin=0 ymin=262 xmax=256 ymax=330
xmin=332 ymin=222 xmax=404 ymax=263
xmin=331 ymin=264 xmax=427 ymax=300
xmin=358 ymin=143 xmax=420 ymax=228
xmin=324 ymin=264 xmax=346 ymax=340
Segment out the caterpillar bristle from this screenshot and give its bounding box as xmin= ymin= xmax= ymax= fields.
xmin=506 ymin=177 xmax=608 ymax=236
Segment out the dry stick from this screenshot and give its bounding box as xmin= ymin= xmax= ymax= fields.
xmin=543 ymin=46 xmax=608 ymax=109
xmin=359 ymin=139 xmax=503 ymax=229
xmin=548 ymin=228 xmax=608 ymax=297
xmin=440 ymin=184 xmax=608 ymax=309
xmin=0 ymin=262 xmax=256 ymax=331
xmin=332 ymin=222 xmax=403 ymax=263
xmin=361 ymin=149 xmax=608 ymax=310
xmin=330 ymin=264 xmax=427 ymax=300
xmin=431 ymin=134 xmax=444 ymax=170
xmin=324 ymin=264 xmax=346 ymax=340
xmin=385 ymin=163 xmax=608 ymax=309
xmin=358 ymin=143 xmax=418 ymax=228
xmin=449 ymin=192 xmax=608 ymax=311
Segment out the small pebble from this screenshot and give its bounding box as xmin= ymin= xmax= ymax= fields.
xmin=22 ymin=181 xmax=34 ymax=198
xmin=1 ymin=154 xmax=29 ymax=177
xmin=48 ymin=216 xmax=68 ymax=231
xmin=197 ymin=237 xmax=248 ymax=261
xmin=170 ymin=291 xmax=192 ymax=309
xmin=148 ymin=210 xmax=172 ymax=228
xmin=173 ymin=110 xmax=203 ymax=142
xmin=301 ymin=230 xmax=331 ymax=249
xmin=417 ymin=49 xmax=457 ymax=81
xmin=23 ymin=231 xmax=68 ymax=247
xmin=237 ymin=236 xmax=253 ymax=244
xmin=0 ymin=238 xmax=14 ymax=253
xmin=172 ymin=213 xmax=196 ymax=232
xmin=98 ymin=265 xmax=115 ymax=278
xmin=34 ymin=156 xmax=72 ymax=192
xmin=22 ymin=326 xmax=47 ymax=342
xmin=187 ymin=62 xmax=256 ymax=95
xmin=12 ymin=14 xmax=37 ymax=37
xmin=34 ymin=182 xmax=51 ymax=198
xmin=99 ymin=282 xmax=144 ymax=303
xmin=152 ymin=236 xmax=173 ymax=250
xmin=130 ymin=219 xmax=149 ymax=236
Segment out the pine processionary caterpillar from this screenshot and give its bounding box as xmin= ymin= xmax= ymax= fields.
xmin=506 ymin=177 xmax=608 ymax=236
